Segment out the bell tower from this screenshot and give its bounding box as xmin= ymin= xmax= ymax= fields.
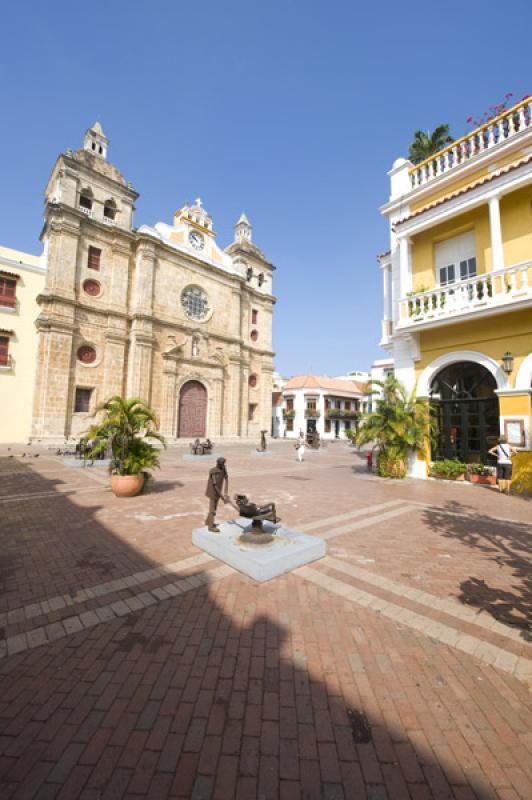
xmin=83 ymin=121 xmax=109 ymax=159
xmin=234 ymin=212 xmax=252 ymax=243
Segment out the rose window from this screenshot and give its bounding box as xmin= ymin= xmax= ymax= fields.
xmin=181 ymin=286 xmax=209 ymax=320
xmin=77 ymin=345 xmax=97 ymax=364
xmin=83 ymin=279 xmax=101 ymax=297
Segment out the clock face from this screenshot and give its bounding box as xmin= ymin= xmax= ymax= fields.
xmin=189 ymin=230 xmax=205 ymax=250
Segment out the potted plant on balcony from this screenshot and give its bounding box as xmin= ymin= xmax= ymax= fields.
xmin=355 ymin=376 xmax=432 ymax=479
xmin=466 ymin=463 xmax=497 ymax=485
xmin=429 ymin=459 xmax=467 ymax=481
xmin=87 ymin=396 xmax=165 ymax=497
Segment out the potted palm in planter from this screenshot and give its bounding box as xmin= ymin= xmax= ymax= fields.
xmin=87 ymin=396 xmax=165 ymax=497
xmin=355 ymin=376 xmax=432 ymax=479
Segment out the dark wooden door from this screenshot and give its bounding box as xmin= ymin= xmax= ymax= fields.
xmin=178 ymin=381 xmax=207 ymax=437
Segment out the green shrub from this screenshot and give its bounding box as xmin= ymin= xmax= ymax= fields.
xmin=467 ymin=463 xmax=494 ymax=477
xmin=429 ymin=459 xmax=467 ymax=479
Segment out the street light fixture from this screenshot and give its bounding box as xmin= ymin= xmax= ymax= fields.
xmin=502 ymin=352 xmax=514 ymax=374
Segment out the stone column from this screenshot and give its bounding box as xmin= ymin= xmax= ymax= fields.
xmin=398 ymin=236 xmax=412 ymax=296
xmin=223 ymin=360 xmax=241 ymax=436
xmin=126 ymin=328 xmax=154 ymax=403
xmin=240 ymin=361 xmax=250 ymax=437
xmin=103 ymin=330 xmax=128 ymax=400
xmin=31 ymin=317 xmax=75 ymax=440
xmin=160 ymin=356 xmax=179 ymax=438
xmin=488 ymin=195 xmax=504 ymax=273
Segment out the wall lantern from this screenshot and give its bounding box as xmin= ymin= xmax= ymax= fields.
xmin=502 ymin=352 xmax=514 ymax=374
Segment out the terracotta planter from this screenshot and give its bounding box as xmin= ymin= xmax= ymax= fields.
xmin=468 ymin=474 xmax=497 ymax=485
xmin=110 ymin=474 xmax=145 ymax=498
xmin=432 ymin=473 xmax=465 ymax=481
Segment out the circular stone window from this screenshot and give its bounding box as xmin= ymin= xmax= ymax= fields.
xmin=181 ymin=286 xmax=209 ymax=320
xmin=249 ymin=374 xmax=257 ymax=388
xmin=250 ymin=329 xmax=258 ymax=342
xmin=77 ymin=345 xmax=97 ymax=364
xmin=83 ymin=279 xmax=101 ymax=297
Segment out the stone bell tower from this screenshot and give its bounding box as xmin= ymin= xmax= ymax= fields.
xmin=31 ymin=123 xmax=139 ymax=441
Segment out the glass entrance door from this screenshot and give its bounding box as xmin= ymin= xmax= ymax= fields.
xmin=430 ymin=362 xmax=499 ymax=464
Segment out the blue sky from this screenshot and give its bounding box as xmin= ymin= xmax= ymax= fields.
xmin=1 ymin=1 xmax=530 ymax=376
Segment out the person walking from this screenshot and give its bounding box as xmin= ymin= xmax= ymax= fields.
xmin=488 ymin=436 xmax=517 ymax=494
xmin=296 ymin=430 xmax=306 ymax=463
xmin=205 ymin=456 xmax=229 ymax=532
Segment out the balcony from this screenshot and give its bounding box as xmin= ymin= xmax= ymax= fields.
xmin=325 ymin=408 xmax=358 ymax=419
xmin=79 ymin=205 xmax=94 ymax=218
xmin=409 ymin=97 xmax=532 ymax=190
xmin=304 ymin=409 xmax=320 ymax=418
xmin=397 ymin=261 xmax=532 ymax=331
xmin=103 ymin=216 xmax=115 ymax=225
xmin=282 ymin=408 xmax=295 ymax=419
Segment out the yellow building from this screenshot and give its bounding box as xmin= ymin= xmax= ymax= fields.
xmin=379 ymin=97 xmax=532 ymax=483
xmin=0 ymin=245 xmax=46 ymax=444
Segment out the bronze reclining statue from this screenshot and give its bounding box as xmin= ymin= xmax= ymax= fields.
xmin=233 ymin=493 xmax=280 ymax=533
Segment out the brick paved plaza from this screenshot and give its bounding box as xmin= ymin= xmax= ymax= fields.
xmin=0 ymin=441 xmax=531 ymax=799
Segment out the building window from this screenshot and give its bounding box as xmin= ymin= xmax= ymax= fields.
xmin=306 ymin=400 xmax=317 ymax=411
xmin=249 ymin=374 xmax=257 ymax=388
xmin=439 ymin=264 xmax=455 ymax=286
xmin=250 ymin=329 xmax=258 ymax=342
xmin=0 ymin=277 xmax=17 ymax=308
xmin=248 ymin=403 xmax=257 ymax=421
xmin=74 ymin=387 xmax=93 ymax=413
xmin=460 ymin=257 xmax=477 ymax=280
xmin=286 ymin=418 xmax=294 ymax=432
xmin=436 ymin=231 xmax=476 ymax=287
xmin=77 ymin=345 xmax=97 ymax=364
xmin=0 ymin=335 xmax=10 ymax=366
xmin=324 ymin=419 xmax=331 ymax=433
xmin=103 ymin=199 xmax=116 ymax=221
xmin=83 ymin=279 xmax=101 ymax=297
xmin=286 ymin=397 xmax=294 ymax=411
xmin=181 ymin=286 xmax=209 ymax=320
xmin=79 ymin=189 xmax=93 ymax=213
xmin=251 ymin=309 xmax=258 ymax=324
xmin=258 ymin=273 xmax=264 ymax=287
xmin=88 ymin=246 xmax=101 ymax=271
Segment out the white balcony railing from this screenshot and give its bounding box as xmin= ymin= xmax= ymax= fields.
xmin=398 ymin=262 xmax=532 ymax=329
xmin=409 ymin=97 xmax=532 ymax=189
xmin=79 ymin=205 xmax=93 ymax=218
xmin=103 ymin=216 xmax=115 ymax=225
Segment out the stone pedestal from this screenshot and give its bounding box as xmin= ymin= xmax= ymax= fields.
xmin=192 ymin=519 xmax=326 ymax=583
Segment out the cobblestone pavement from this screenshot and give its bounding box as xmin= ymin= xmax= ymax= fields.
xmin=0 ymin=441 xmax=531 ymax=799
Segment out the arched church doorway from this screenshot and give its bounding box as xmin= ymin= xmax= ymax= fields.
xmin=430 ymin=361 xmax=499 ymax=464
xmin=178 ymin=380 xmax=207 ymax=438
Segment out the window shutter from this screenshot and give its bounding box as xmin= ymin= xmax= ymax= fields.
xmin=88 ymin=247 xmax=101 ymax=270
xmin=0 ymin=336 xmax=9 ymax=366
xmin=0 ymin=278 xmax=17 ymax=307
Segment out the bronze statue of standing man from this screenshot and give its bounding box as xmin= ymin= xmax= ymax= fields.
xmin=205 ymin=457 xmax=229 ymax=532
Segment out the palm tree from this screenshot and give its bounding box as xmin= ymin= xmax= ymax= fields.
xmin=408 ymin=124 xmax=454 ymax=164
xmin=356 ymin=376 xmax=432 ymax=478
xmin=87 ymin=396 xmax=165 ymax=476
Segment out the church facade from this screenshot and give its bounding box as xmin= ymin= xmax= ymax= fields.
xmin=31 ymin=123 xmax=276 ymax=443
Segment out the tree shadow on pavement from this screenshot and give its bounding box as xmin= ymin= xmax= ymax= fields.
xmin=421 ymin=501 xmax=532 ymax=641
xmin=0 ymin=458 xmax=521 ymax=799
